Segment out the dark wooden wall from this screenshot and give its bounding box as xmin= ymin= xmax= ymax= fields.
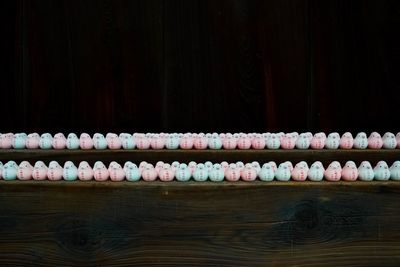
xmin=1 ymin=0 xmax=400 ymax=133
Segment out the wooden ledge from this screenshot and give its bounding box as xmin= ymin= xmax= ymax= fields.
xmin=0 ymin=149 xmax=399 ymax=165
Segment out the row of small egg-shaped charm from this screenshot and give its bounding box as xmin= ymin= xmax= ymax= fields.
xmin=1 ymin=160 xmax=399 ymax=182
xmin=1 ymin=132 xmax=399 ymax=150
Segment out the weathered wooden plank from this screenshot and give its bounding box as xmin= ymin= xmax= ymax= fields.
xmin=0 ymin=149 xmax=399 ymax=166
xmin=0 ymin=181 xmax=399 ymax=266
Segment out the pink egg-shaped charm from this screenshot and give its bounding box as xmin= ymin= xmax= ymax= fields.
xmin=193 ymin=133 xmax=208 ymax=149
xmin=80 ymin=133 xmax=94 ymax=150
xmin=26 ymin=133 xmax=40 ymax=149
xmin=108 ymin=161 xmax=125 ymax=181
xmin=78 ymin=161 xmax=94 ymax=181
xmin=180 ymin=133 xmax=194 ymax=149
xmin=142 ymin=164 xmax=157 ymax=181
xmin=106 ymin=133 xmax=122 ymax=150
xmin=310 ymin=132 xmax=326 ymax=149
xmin=93 ymin=161 xmax=109 ymax=181
xmin=237 ymin=134 xmax=251 ymax=149
xmin=47 ymin=161 xmax=63 ymax=181
xmin=280 ymin=133 xmax=296 ymax=150
xmin=0 ymin=133 xmax=13 ymax=149
xmin=339 ymin=132 xmax=354 ymax=149
xmin=341 ymin=161 xmax=358 ymax=181
xmin=159 ymin=163 xmax=175 ymax=182
xmin=251 ymin=134 xmax=266 ymax=150
xmin=396 ymin=132 xmax=400 ymax=148
xmin=32 ymin=161 xmax=48 ymax=180
xmin=135 ymin=134 xmax=151 ymax=150
xmin=155 ymin=161 xmax=164 ymax=174
xmin=240 ymin=163 xmax=257 ymax=181
xmin=52 ymin=133 xmax=67 ymax=149
xmin=222 ymin=133 xmax=237 ymax=149
xmin=225 ymin=163 xmax=241 ymax=182
xmin=17 ymin=161 xmax=33 ymax=180
xmin=324 ymin=161 xmax=342 ymax=181
xmin=150 ymin=134 xmax=165 ymax=149
xmin=291 ymin=161 xmax=309 ymax=181
xmin=368 ymin=132 xmax=383 ymax=149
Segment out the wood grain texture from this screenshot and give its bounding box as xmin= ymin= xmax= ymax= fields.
xmin=0 ymin=181 xmax=399 ymax=266
xmin=0 ymin=149 xmax=399 ymax=166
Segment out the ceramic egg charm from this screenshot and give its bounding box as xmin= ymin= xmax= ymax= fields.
xmin=135 ymin=134 xmax=151 ymax=149
xmin=225 ymin=163 xmax=241 ymax=182
xmin=0 ymin=133 xmax=14 ymax=149
xmin=222 ymin=133 xmax=237 ymax=149
xmin=124 ymin=162 xmax=141 ymax=181
xmin=389 ymin=161 xmax=400 ymax=180
xmin=280 ymin=133 xmax=297 ymax=150
xmin=180 ymin=133 xmax=194 ymax=149
xmin=295 ymin=133 xmax=310 ymax=150
xmin=374 ymin=161 xmax=390 ymax=180
xmin=39 ymin=133 xmax=53 ymax=149
xmin=341 ymin=161 xmax=358 ymax=181
xmin=209 ymin=163 xmax=225 ymax=182
xmin=382 ymin=132 xmax=396 ymax=149
xmin=47 ymin=161 xmax=63 ymax=180
xmin=108 ymin=161 xmax=125 ymax=181
xmin=308 ymin=161 xmax=324 ymax=181
xmin=240 ymin=163 xmax=257 ymax=181
xmin=32 ymin=161 xmax=48 ymax=180
xmin=275 ymin=162 xmax=291 ymax=181
xmin=353 ymin=132 xmax=368 ymax=149
xmin=158 ymin=163 xmax=175 ymax=182
xmin=78 ymin=161 xmax=94 ymax=181
xmin=93 ymin=161 xmax=109 ymax=181
xmin=175 ymin=163 xmax=191 ymax=181
xmin=208 ymin=133 xmax=222 ymax=150
xmin=324 ymin=161 xmax=342 ymax=181
xmin=2 ymin=161 xmax=18 ymax=180
xmin=251 ymin=134 xmax=266 ymax=150
xmin=339 ymin=132 xmax=354 ymax=149
xmin=325 ymin=132 xmax=340 ymax=149
xmin=119 ymin=133 xmax=135 ymax=149
xmin=291 ymin=161 xmax=309 ymax=181
xmin=13 ymin=133 xmax=27 ymax=149
xmin=66 ymin=133 xmax=80 ymax=149
xmin=396 ymin=133 xmax=400 ymax=148
xmin=92 ymin=133 xmax=107 ymax=149
xmin=310 ymin=132 xmax=326 ymax=149
xmin=368 ymin=132 xmax=383 ymax=149
xmin=142 ymin=163 xmax=157 ymax=181
xmin=79 ymin=133 xmax=94 ymax=150
xmin=193 ymin=163 xmax=209 ymax=181
xmin=26 ymin=133 xmax=40 ymax=149
xmin=193 ymin=133 xmax=208 ymax=149
xmin=106 ymin=133 xmax=122 ymax=150
xmin=52 ymin=133 xmax=66 ymax=149
xmin=150 ymin=134 xmax=165 ymax=149
xmin=358 ymin=161 xmax=374 ymax=181
xmin=266 ymin=133 xmax=281 ymax=149
xmin=17 ymin=161 xmax=33 ymax=180
xmin=165 ymin=133 xmax=180 ymax=149
xmin=171 ymin=161 xmax=180 ymax=172
xmin=258 ymin=163 xmax=275 ymax=181
xmin=237 ymin=134 xmax=251 ymax=149
xmin=188 ymin=161 xmax=197 ymax=174
xmin=63 ymin=161 xmax=78 ymax=181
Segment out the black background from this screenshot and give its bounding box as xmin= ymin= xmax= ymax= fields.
xmin=1 ymin=0 xmax=399 ymax=134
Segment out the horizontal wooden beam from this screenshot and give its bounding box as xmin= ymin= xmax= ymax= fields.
xmin=0 ymin=149 xmax=399 ymax=165
xmin=0 ymin=181 xmax=399 ymax=266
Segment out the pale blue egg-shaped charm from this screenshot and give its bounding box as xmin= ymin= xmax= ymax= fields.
xmin=390 ymin=161 xmax=400 ymax=180
xmin=374 ymin=161 xmax=390 ymax=181
xmin=354 ymin=132 xmax=368 ymax=149
xmin=258 ymin=163 xmax=275 ymax=181
xmin=66 ymin=133 xmax=80 ymax=149
xmin=175 ymin=163 xmax=191 ymax=182
xmin=208 ymin=133 xmax=222 ymax=150
xmin=358 ymin=161 xmax=374 ymax=181
xmin=209 ymin=163 xmax=225 ymax=182
xmin=119 ymin=133 xmax=135 ymax=150
xmin=275 ymin=162 xmax=291 ymax=181
xmin=165 ymin=133 xmax=180 ymax=149
xmin=325 ymin=132 xmax=340 ymax=149
xmin=3 ymin=161 xmax=18 ymax=180
xmin=307 ymin=161 xmax=324 ymax=181
xmin=93 ymin=133 xmax=108 ymax=150
xmin=13 ymin=133 xmax=27 ymax=149
xmin=63 ymin=161 xmax=78 ymax=181
xmin=382 ymin=132 xmax=397 ymax=149
xmin=193 ymin=163 xmax=209 ymax=181
xmin=39 ymin=133 xmax=53 ymax=149
xmin=124 ymin=161 xmax=141 ymax=181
